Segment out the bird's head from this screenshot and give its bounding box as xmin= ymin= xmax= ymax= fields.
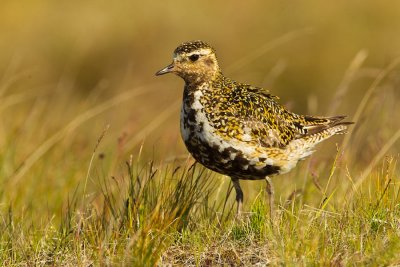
xmin=155 ymin=40 xmax=221 ymax=84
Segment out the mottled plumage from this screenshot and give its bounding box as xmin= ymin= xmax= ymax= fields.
xmin=156 ymin=40 xmax=352 ymax=216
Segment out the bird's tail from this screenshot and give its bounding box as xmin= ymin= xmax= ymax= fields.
xmin=302 ymin=115 xmax=353 ymax=137
xmin=293 ymin=115 xmax=353 ymax=159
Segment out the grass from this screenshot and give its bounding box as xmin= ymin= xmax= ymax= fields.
xmin=161 ymin=157 xmax=400 ymax=266
xmin=2 ymin=153 xmax=400 ymax=266
xmin=1 ymin=2 xmax=400 ymax=264
xmin=1 ymin=100 xmax=400 ymax=266
xmin=1 ymin=62 xmax=400 ymax=266
xmin=0 ymin=156 xmax=214 ymax=265
xmin=1 ymin=61 xmax=400 ymax=266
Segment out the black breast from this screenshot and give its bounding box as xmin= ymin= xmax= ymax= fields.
xmin=184 ymin=136 xmax=280 ymax=180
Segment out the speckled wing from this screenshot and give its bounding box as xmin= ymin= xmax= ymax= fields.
xmin=227 ymin=84 xmax=303 ymax=148
xmin=228 ymin=84 xmax=351 ymax=149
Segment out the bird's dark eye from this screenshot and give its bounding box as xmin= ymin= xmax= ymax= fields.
xmin=189 ymin=54 xmax=200 ymax=62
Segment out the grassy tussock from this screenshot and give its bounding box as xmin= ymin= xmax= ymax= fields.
xmin=0 ymin=158 xmax=213 ymax=266
xmin=1 ymin=153 xmax=399 ymax=265
xmin=161 ymin=157 xmax=400 ymax=266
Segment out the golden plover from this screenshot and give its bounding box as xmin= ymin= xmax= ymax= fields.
xmin=156 ymin=40 xmax=352 ymax=217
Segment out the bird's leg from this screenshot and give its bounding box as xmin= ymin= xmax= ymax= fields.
xmin=265 ymin=176 xmax=275 ymax=220
xmin=231 ymin=178 xmax=243 ymax=216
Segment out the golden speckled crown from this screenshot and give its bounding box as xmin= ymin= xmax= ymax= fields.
xmin=174 ymin=40 xmax=215 ymax=55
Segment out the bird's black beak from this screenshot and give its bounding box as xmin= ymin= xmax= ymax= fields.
xmin=155 ymin=63 xmax=175 ymax=76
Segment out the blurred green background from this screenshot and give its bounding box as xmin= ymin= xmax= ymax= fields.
xmin=0 ymin=1 xmax=399 ymax=212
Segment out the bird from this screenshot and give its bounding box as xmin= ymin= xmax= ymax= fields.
xmin=155 ymin=40 xmax=352 ymax=217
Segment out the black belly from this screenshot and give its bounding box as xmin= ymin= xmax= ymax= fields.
xmin=184 ymin=136 xmax=280 ymax=180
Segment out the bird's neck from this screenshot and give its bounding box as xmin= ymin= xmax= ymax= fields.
xmin=183 ymin=73 xmax=232 ymax=105
xmin=182 ymin=69 xmax=223 ymax=86
xmin=184 ymin=71 xmax=227 ymax=90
